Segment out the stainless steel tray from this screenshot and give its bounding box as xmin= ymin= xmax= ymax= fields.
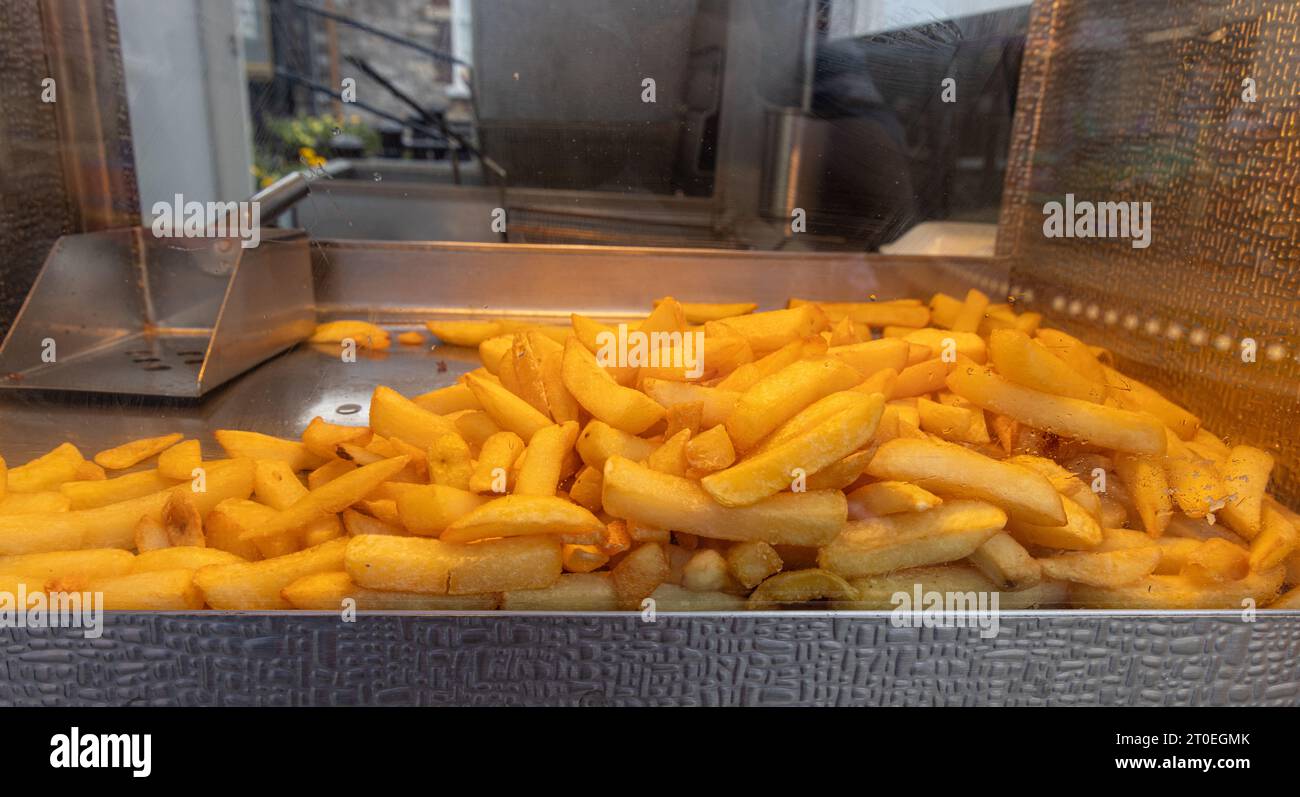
xmin=0 ymin=241 xmax=1294 ymax=706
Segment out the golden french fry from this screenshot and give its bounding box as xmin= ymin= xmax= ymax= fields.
xmin=88 ymin=569 xmax=204 ymax=610
xmin=1166 ymin=456 xmax=1225 ymax=519
xmin=440 ymin=495 xmax=603 ymax=544
xmin=746 ymin=568 xmax=856 ymax=608
xmin=818 ymin=500 xmax=1006 ymax=578
xmin=425 ymin=319 xmax=510 ymax=347
xmin=307 ymin=458 xmax=355 ymax=489
xmin=93 ymin=432 xmax=184 ymax=471
xmin=156 ymin=439 xmax=202 ymax=481
xmin=463 ymin=371 xmax=552 ymax=442
xmin=947 ymin=366 xmax=1165 ymax=454
xmin=0 ymin=491 xmax=72 ymax=515
xmin=725 ymin=541 xmax=782 ymax=589
xmin=345 ymin=533 xmax=560 ymax=594
xmin=843 ymin=565 xmax=1068 ymax=610
xmin=562 ymin=338 xmax=665 ymax=434
xmin=603 ymin=455 xmax=846 ymax=546
xmin=969 ymin=533 xmax=1041 ymax=589
xmin=611 ymin=542 xmax=669 ymax=609
xmin=0 ymin=458 xmax=253 ymax=555
xmin=641 ymin=378 xmax=738 ymax=428
xmin=900 ymin=328 xmax=987 ymax=364
xmin=194 ymin=538 xmax=349 ymax=609
xmin=1218 ymin=445 xmax=1273 ymax=538
xmin=725 ymin=357 xmax=861 ymax=451
xmin=514 ymin=421 xmax=580 ymax=496
xmin=1070 ymin=567 xmax=1284 ymax=609
xmin=1007 ymin=495 xmax=1103 ymax=550
xmin=310 ymin=319 xmax=390 ymax=348
xmin=656 ymin=300 xmax=757 ymax=323
xmin=282 ymin=571 xmax=499 ymax=610
xmin=561 ymin=543 xmax=609 ymax=573
xmin=1005 ymin=454 xmax=1103 ymax=520
xmin=132 ymin=546 xmax=245 ymax=573
xmin=160 ymin=490 xmax=204 ymax=548
xmin=575 ymin=420 xmax=657 ymax=470
xmin=369 ymin=385 xmax=465 ymax=452
xmin=827 ymin=338 xmax=909 ymax=381
xmin=1101 ymin=365 xmax=1200 ymax=439
xmin=679 ymin=548 xmax=730 ymax=592
xmin=989 ymin=328 xmax=1106 ymax=402
xmin=646 ymin=429 xmax=690 ymax=476
xmin=846 ymin=481 xmax=941 ymax=518
xmin=1038 ymin=546 xmax=1161 ymax=587
xmin=1114 ymin=452 xmax=1172 ymax=536
xmin=569 ymin=466 xmax=604 ymax=513
xmin=342 ymin=507 xmax=406 ymax=537
xmin=707 ymin=304 xmax=828 ymax=354
xmin=133 ymin=513 xmax=169 ymax=553
xmin=789 ymin=298 xmax=927 ymax=328
xmin=215 ymin=430 xmax=325 ymax=471
xmin=469 ymin=431 xmax=525 ymax=494
xmin=916 ymin=397 xmax=989 ymax=444
xmin=717 ymin=337 xmax=826 ymax=392
xmin=253 ymin=460 xmax=344 ymax=545
xmin=301 ymin=417 xmax=373 ymax=460
xmin=948 ymin=288 xmax=989 ymax=333
xmin=393 ymin=484 xmax=487 ymax=536
xmin=684 ymin=425 xmax=736 ymax=473
xmin=702 ymin=392 xmax=883 ymax=507
xmin=413 ymin=383 xmax=481 ymax=415
xmin=0 ymin=548 xmax=134 ymax=582
xmin=425 ymin=432 xmax=473 ymax=490
xmin=866 ymin=438 xmax=1065 ymax=526
xmin=1180 ymin=537 xmax=1250 ymax=583
xmin=1249 ymin=503 xmax=1297 ymax=572
xmin=647 ymin=582 xmax=747 ymax=610
xmin=64 ymin=470 xmax=176 ymax=511
xmin=7 ymin=443 xmax=84 ymax=493
xmin=238 ymin=456 xmax=409 ymax=541
xmin=501 ymin=572 xmax=618 ymax=610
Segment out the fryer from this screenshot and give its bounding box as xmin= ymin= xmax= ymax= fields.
xmin=0 ymin=0 xmax=1298 ymax=707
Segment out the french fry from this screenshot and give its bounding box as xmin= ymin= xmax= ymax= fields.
xmin=603 ymin=455 xmax=847 ymax=546
xmin=575 ymin=420 xmax=657 ymax=470
xmin=425 ymin=319 xmax=513 ymax=347
xmin=7 ymin=443 xmax=84 ymax=493
xmin=342 ymin=507 xmax=407 ymax=536
xmin=681 ymin=549 xmax=731 ymax=592
xmin=968 ymin=533 xmax=1041 ymax=589
xmin=1114 ymin=452 xmax=1172 ymax=536
xmin=0 ymin=548 xmax=134 ymax=582
xmin=949 ymin=288 xmax=989 ymax=333
xmin=514 ymin=421 xmax=580 ymax=496
xmin=891 ymin=358 xmax=954 ymax=398
xmin=725 ymin=357 xmax=861 ymax=451
xmin=194 ymin=538 xmax=349 ymax=609
xmin=1218 ymin=445 xmax=1273 ymax=538
xmin=866 ymin=438 xmax=1065 ymax=526
xmin=641 ymin=378 xmax=738 ymax=428
xmin=160 ymin=490 xmax=204 ymax=548
xmin=846 ymin=481 xmax=942 ymax=518
xmin=440 ymin=495 xmax=603 ymax=544
xmin=707 ymin=305 xmax=828 ymax=354
xmin=657 ymin=300 xmax=757 ymax=323
xmin=746 ymin=568 xmax=856 ymax=608
xmin=463 ymin=371 xmax=553 ymax=442
xmin=413 ymin=383 xmax=482 ymax=415
xmin=917 ymin=397 xmax=989 ymax=444
xmin=0 ymin=458 xmax=254 ymax=554
xmin=647 ymin=582 xmax=747 ymax=611
xmin=253 ymin=460 xmax=344 ymax=545
xmin=1005 ymin=454 xmax=1103 ymax=519
xmin=1006 ymin=495 xmax=1102 ymax=550
xmin=131 ymin=546 xmax=245 ymax=573
xmin=501 ymin=572 xmax=618 ymax=610
xmin=843 ymin=565 xmax=1068 ymax=610
xmin=725 ymin=541 xmax=782 ymax=589
xmin=989 ymin=329 xmax=1106 ymax=403
xmin=156 ymin=439 xmax=202 ymax=482
xmin=1249 ymin=503 xmax=1298 ymax=572
xmin=569 ymin=466 xmax=604 ymax=512
xmin=238 ymin=456 xmax=409 ymax=541
xmin=1166 ymin=455 xmax=1225 ymax=519
xmin=345 ymin=533 xmax=560 ymax=594
xmin=533 ymin=332 xmax=581 ymax=423
xmin=93 ymin=432 xmax=184 ymax=471
xmin=1035 ymin=328 xmax=1108 ymax=385
xmin=900 ymin=328 xmax=987 ymax=364
xmin=307 ymin=458 xmax=355 ymax=489
xmin=684 ymin=425 xmax=736 ymax=472
xmin=310 ymin=319 xmax=390 ymax=348
xmin=1038 ymin=546 xmax=1161 ymax=587
xmin=562 ymin=338 xmax=665 ymax=434
xmin=469 ymin=431 xmax=525 ymax=494
xmin=301 ymin=417 xmax=373 ymax=460
xmin=646 ymin=429 xmax=690 ymax=476
xmin=702 ymin=392 xmax=883 ymax=506
xmin=369 ymin=385 xmax=465 ymax=451
xmin=87 ymin=569 xmax=204 ymax=610
xmin=664 ymin=401 xmax=704 ymax=439
xmin=425 ymin=432 xmax=473 ymax=490
xmin=562 ymin=543 xmax=609 ymax=573
xmin=818 ymin=500 xmax=1006 ymax=578
xmin=451 ymin=535 xmax=562 ymax=594
xmin=717 ymin=337 xmax=826 ymax=392
xmin=391 ymin=484 xmax=485 ymax=536
xmin=947 ymin=366 xmax=1165 ymax=454
xmin=215 ymin=430 xmax=325 ymax=471
xmin=611 ymin=542 xmax=669 ymax=609
xmin=0 ymin=491 xmax=72 ymax=515
xmin=1101 ymin=365 xmax=1200 ymax=439
xmin=1070 ymin=567 xmax=1284 ymax=610
xmin=1181 ymin=537 xmax=1250 ymax=584
xmin=282 ymin=571 xmax=499 ymax=610
xmin=790 ymin=298 xmax=927 ymax=328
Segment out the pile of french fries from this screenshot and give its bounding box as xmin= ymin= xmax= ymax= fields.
xmin=1 ymin=290 xmax=1296 ymax=612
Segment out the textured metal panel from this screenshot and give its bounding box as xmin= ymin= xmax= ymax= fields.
xmin=2 ymin=613 xmax=1299 ymax=706
xmin=998 ymin=0 xmax=1300 ymax=501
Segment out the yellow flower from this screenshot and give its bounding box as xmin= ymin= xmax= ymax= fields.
xmin=261 ymin=175 xmax=276 ymax=188
xmin=298 ymin=146 xmax=326 ymax=168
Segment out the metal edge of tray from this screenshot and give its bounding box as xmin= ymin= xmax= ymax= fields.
xmin=2 ymin=610 xmax=1299 ymax=706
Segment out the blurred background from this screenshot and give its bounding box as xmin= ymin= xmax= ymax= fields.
xmin=107 ymin=0 xmax=1027 ymax=251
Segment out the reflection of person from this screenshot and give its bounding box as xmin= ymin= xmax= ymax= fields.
xmin=810 ymin=39 xmax=917 ymax=249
